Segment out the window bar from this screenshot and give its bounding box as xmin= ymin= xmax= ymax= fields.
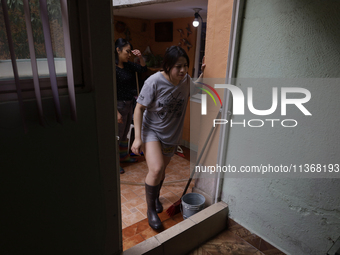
xmin=60 ymin=0 xmax=77 ymax=121
xmin=39 ymin=0 xmax=62 ymax=123
xmin=1 ymin=0 xmax=28 ymax=133
xmin=23 ymin=0 xmax=44 ymax=126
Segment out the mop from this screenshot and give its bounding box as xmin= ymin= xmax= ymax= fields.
xmin=166 ymin=109 xmax=222 ymax=216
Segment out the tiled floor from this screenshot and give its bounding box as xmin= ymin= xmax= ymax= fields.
xmin=120 ymin=146 xmax=195 ymax=250
xmin=122 ymin=210 xmax=185 ymax=251
xmin=122 ymin=210 xmax=286 ymax=254
xmin=120 ymin=149 xmax=286 ymax=254
xmin=189 ymin=218 xmax=286 ymax=255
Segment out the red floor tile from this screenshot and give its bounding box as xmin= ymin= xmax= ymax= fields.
xmin=120 ymin=149 xmax=194 ymax=249
xmin=123 ymin=234 xmax=145 ymax=251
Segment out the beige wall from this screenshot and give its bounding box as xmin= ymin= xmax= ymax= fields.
xmin=192 ymin=0 xmax=234 ymax=202
xmin=197 ymin=0 xmax=233 ymax=165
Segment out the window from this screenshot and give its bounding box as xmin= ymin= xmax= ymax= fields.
xmin=0 ymin=0 xmax=89 ymax=130
xmin=0 ymin=0 xmax=66 ymax=79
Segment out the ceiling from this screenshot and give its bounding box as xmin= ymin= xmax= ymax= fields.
xmin=113 ymin=0 xmax=208 ymax=20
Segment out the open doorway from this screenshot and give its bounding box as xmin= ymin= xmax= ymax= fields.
xmin=112 ymin=0 xmax=208 ymax=251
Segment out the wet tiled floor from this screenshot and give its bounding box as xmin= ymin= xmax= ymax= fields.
xmin=120 ymin=150 xmax=195 ymax=228
xmin=189 ymin=219 xmax=286 ymax=255
xmin=120 ymin=147 xmax=195 ymax=250
xmin=120 ymin=148 xmax=285 ymax=254
xmin=122 ymin=210 xmax=185 ymax=251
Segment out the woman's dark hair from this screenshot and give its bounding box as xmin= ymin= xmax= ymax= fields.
xmin=114 ymin=38 xmax=132 ymax=64
xmin=162 ymin=46 xmax=190 ymax=74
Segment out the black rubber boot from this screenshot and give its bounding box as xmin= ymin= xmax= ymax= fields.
xmin=145 ymin=183 xmax=162 ymax=230
xmin=155 ymin=180 xmax=164 ymax=213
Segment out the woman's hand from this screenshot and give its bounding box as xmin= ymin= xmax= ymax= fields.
xmin=201 ymin=56 xmax=206 ymax=73
xmin=117 ymin=111 xmax=123 ymax=124
xmin=132 ymin=103 xmax=145 ymax=155
xmin=131 ymin=138 xmax=143 ymax=156
xmin=132 ymin=49 xmax=142 ymax=58
xmin=197 ymin=56 xmax=206 ymax=80
xmin=132 ymin=49 xmax=146 ymax=66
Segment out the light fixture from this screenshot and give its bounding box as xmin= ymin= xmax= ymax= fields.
xmin=192 ymin=8 xmax=203 ymax=27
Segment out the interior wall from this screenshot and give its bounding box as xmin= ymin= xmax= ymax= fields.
xmin=113 ymin=16 xmax=152 ymax=54
xmin=113 ymin=16 xmax=197 ymax=77
xmin=221 ymin=0 xmax=340 ymax=254
xmin=192 ymin=0 xmax=233 ymax=203
xmin=149 ymin=17 xmax=197 ymax=77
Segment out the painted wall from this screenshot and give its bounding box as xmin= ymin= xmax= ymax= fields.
xmin=113 ymin=16 xmax=152 ymax=55
xmin=113 ymin=16 xmax=197 ymax=76
xmin=149 ymin=17 xmax=197 ymax=77
xmin=192 ymin=0 xmax=233 ymax=203
xmin=221 ymin=0 xmax=340 ymax=254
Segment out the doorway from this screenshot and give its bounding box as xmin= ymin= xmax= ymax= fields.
xmin=112 ymin=0 xmax=208 ymax=251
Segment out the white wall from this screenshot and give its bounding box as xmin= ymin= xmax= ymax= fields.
xmin=221 ymin=0 xmax=340 ymax=254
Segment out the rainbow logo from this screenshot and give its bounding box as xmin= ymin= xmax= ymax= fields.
xmin=196 ymin=82 xmax=223 ymax=114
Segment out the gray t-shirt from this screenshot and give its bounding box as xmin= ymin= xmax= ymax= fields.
xmin=137 ymin=72 xmax=195 ymax=146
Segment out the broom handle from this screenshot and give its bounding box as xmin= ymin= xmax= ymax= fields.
xmin=135 ymin=72 xmax=140 ymax=96
xmin=181 ymin=108 xmax=222 ymax=197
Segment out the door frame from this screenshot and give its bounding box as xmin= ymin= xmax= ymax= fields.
xmin=214 ymin=0 xmax=246 ymax=203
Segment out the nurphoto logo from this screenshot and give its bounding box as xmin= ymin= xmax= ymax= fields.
xmin=198 ymin=83 xmax=312 ymax=128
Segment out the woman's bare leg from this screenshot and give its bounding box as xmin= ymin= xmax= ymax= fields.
xmin=144 ymin=141 xmax=171 ymax=185
xmin=157 ymin=154 xmax=171 ymax=212
xmin=143 ymin=141 xmax=172 ymax=229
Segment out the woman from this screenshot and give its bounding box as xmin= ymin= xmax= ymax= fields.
xmin=115 ymin=38 xmax=147 ymax=174
xmin=131 ymin=46 xmax=205 ymax=229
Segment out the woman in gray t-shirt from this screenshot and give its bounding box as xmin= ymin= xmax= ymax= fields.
xmin=131 ymin=46 xmax=205 ymax=230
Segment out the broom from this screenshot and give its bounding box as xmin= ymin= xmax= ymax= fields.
xmin=166 ymin=109 xmax=222 ymax=216
xmin=176 ymin=146 xmax=185 ymax=157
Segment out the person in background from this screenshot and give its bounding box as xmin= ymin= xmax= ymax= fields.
xmin=115 ymin=38 xmax=147 ymax=174
xmin=131 ymin=46 xmax=205 ymax=229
